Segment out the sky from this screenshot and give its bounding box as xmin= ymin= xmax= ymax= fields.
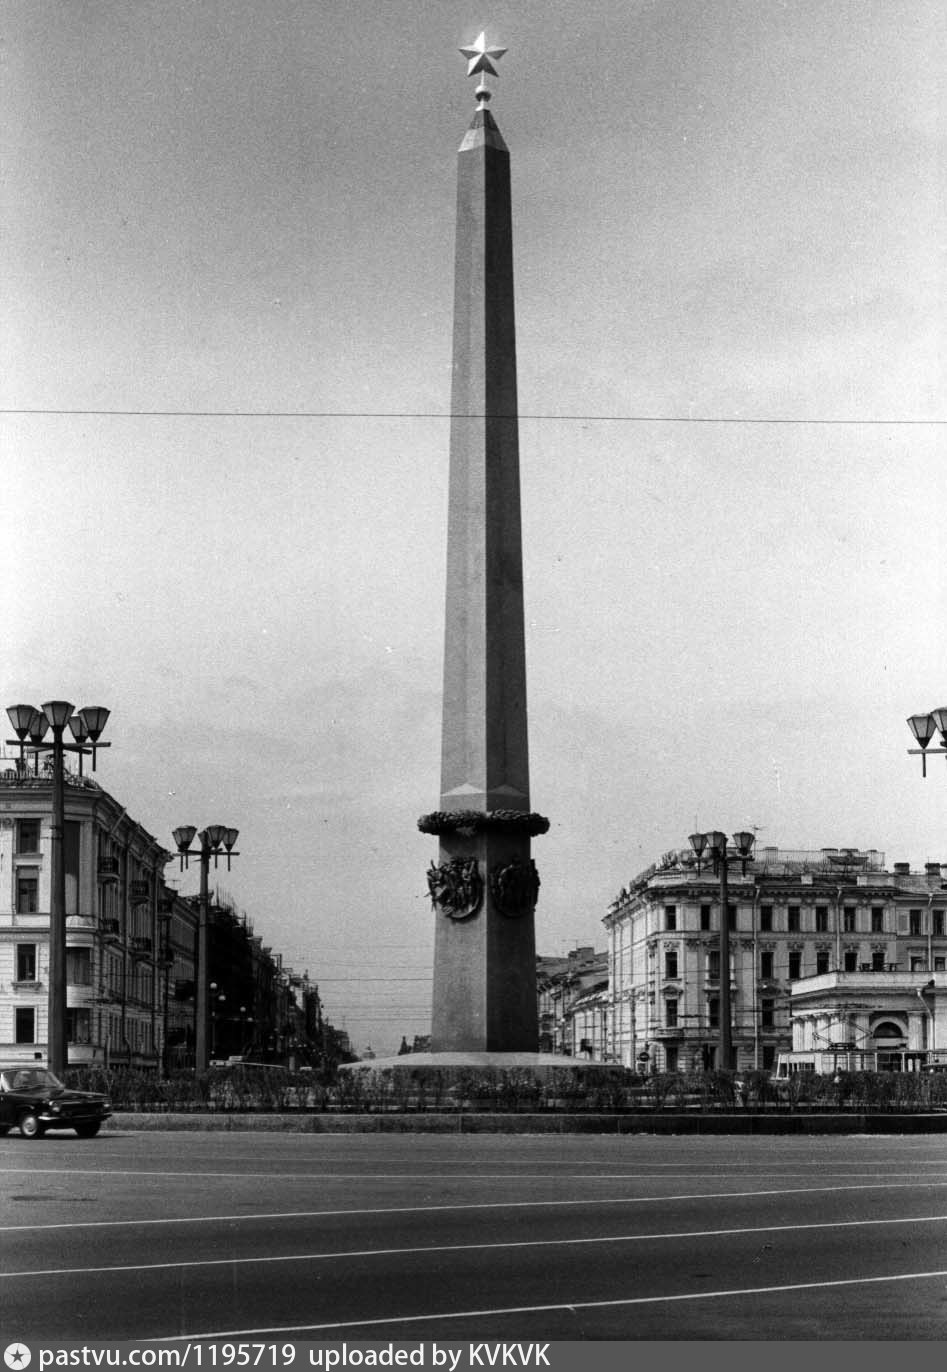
xmin=2 ymin=1 xmax=944 ymax=1055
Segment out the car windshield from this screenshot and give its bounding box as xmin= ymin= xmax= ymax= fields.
xmin=0 ymin=1068 xmax=64 ymax=1092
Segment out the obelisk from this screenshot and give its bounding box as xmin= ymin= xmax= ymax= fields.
xmin=421 ymin=34 xmax=545 ymax=1053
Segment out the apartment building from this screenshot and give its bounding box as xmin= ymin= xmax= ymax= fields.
xmin=603 ymin=845 xmax=947 ymax=1073
xmin=0 ymin=758 xmax=324 ymax=1070
xmin=536 ymin=946 xmax=608 ymax=1057
xmin=0 ymin=760 xmax=190 ymax=1068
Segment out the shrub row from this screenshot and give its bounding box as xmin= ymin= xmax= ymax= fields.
xmin=61 ymin=1064 xmax=947 ymax=1114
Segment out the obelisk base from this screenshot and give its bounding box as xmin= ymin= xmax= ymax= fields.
xmin=428 ymin=826 xmax=538 ymax=1052
xmin=341 ymin=1051 xmax=598 ymax=1071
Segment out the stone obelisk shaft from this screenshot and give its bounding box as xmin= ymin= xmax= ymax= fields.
xmin=430 ymin=107 xmax=538 ymax=1052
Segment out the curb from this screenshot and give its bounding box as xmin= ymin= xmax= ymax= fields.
xmin=104 ymin=1111 xmax=947 ymax=1135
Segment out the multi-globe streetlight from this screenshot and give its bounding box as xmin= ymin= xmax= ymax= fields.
xmin=905 ymin=708 xmax=944 ymax=1062
xmin=688 ymin=830 xmax=756 ymax=1072
xmin=170 ymin=824 xmax=239 ymax=1072
xmin=5 ymin=701 xmax=111 ymax=1076
xmin=906 ymin=709 xmax=947 ymax=777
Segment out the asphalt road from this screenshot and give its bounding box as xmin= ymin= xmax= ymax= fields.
xmin=1 ymin=1128 xmax=946 ymax=1342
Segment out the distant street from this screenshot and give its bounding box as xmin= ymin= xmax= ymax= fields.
xmin=1 ymin=1129 xmax=946 ymax=1342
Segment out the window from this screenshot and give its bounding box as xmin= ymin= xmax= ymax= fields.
xmin=728 ymin=903 xmax=738 ymax=931
xmin=15 ymin=1007 xmax=35 ymax=1044
xmin=871 ymin=949 xmax=885 ymax=971
xmin=816 ymin=948 xmax=830 ymax=975
xmin=934 ymin=912 xmax=944 ymax=937
xmin=16 ymin=868 xmax=39 ymax=914
xmin=788 ymin=950 xmax=802 ymax=979
xmin=911 ymin=957 xmax=926 ymax=972
xmin=64 ymin=820 xmax=80 ymax=916
xmin=844 ymin=948 xmax=858 ymax=972
xmin=761 ymin=999 xmax=775 ymax=1029
xmin=16 ymin=818 xmax=41 ymax=853
xmin=665 ymin=949 xmax=678 ymax=979
xmin=66 ymin=947 xmax=91 ymax=986
xmin=762 ymin=1045 xmax=776 ymax=1071
xmin=700 ymin=905 xmax=712 ymax=931
xmin=815 ymin=906 xmax=828 ymax=933
xmin=708 ymin=997 xmax=720 ymax=1030
xmin=935 ymin=957 xmax=946 ymax=972
xmin=760 ymin=950 xmax=774 ymax=979
xmin=664 ymin=1045 xmax=678 ymax=1073
xmin=871 ymin=908 xmax=885 ymax=934
xmin=16 ymin=944 xmax=36 ymax=982
xmin=66 ymin=1007 xmax=92 ymax=1045
xmin=909 ymin=910 xmax=922 ymax=937
xmin=665 ymin=999 xmax=678 ymax=1028
xmin=843 ymin=906 xmax=856 ymax=932
xmin=664 ymin=905 xmax=677 ymax=931
xmin=708 ymin=950 xmax=720 ymax=979
xmin=787 ymin=906 xmax=800 ymax=933
xmin=760 ymin=905 xmax=773 ymax=932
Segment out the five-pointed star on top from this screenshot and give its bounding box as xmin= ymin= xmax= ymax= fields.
xmin=460 ymin=31 xmax=507 ymax=79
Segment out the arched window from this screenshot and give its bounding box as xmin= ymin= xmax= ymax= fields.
xmin=872 ymin=1020 xmax=905 ymax=1041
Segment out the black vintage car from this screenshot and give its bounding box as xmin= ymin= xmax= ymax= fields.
xmin=0 ymin=1066 xmax=111 ymax=1138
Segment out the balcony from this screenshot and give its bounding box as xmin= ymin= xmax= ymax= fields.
xmin=98 ymin=857 xmax=120 ymax=882
xmin=129 ymin=880 xmax=150 ymax=904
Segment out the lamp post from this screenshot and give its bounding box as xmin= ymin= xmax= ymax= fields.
xmin=688 ymin=830 xmax=756 ymax=1072
xmin=6 ymin=701 xmax=110 ymax=1076
xmin=170 ymin=825 xmax=239 ymax=1072
xmin=238 ymin=1004 xmax=254 ymax=1056
xmin=209 ymin=983 xmax=226 ymax=1059
xmin=906 ymin=709 xmax=947 ymax=777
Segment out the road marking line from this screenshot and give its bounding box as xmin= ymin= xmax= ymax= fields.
xmin=145 ymin=1267 xmax=947 ymax=1340
xmin=0 ymin=1165 xmax=944 ymax=1182
xmin=3 ymin=1178 xmax=947 ymax=1233
xmin=2 ymin=1211 xmax=945 ymax=1280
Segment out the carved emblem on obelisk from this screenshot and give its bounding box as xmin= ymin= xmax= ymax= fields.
xmin=490 ymin=859 xmax=541 ymax=919
xmin=427 ymin=856 xmax=483 ymax=920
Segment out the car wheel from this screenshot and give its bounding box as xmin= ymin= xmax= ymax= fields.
xmin=19 ymin=1111 xmax=45 ymax=1139
xmin=74 ymin=1122 xmax=101 ymax=1139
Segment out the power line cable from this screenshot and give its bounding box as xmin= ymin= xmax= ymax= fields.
xmin=2 ymin=408 xmax=943 ymax=425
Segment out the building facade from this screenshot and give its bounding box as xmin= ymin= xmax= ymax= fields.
xmin=536 ymin=947 xmax=608 ymax=1057
xmin=603 ymin=846 xmax=947 ymax=1074
xmin=789 ymin=970 xmax=945 ymax=1069
xmin=0 ymin=760 xmax=331 ymax=1071
xmin=0 ymin=762 xmax=192 ymax=1069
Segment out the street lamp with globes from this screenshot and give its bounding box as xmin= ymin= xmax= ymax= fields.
xmin=688 ymin=830 xmax=756 ymax=1073
xmin=5 ymin=701 xmax=110 ymax=1076
xmin=907 ymin=709 xmax=947 ymax=778
xmin=170 ymin=825 xmax=239 ymax=1072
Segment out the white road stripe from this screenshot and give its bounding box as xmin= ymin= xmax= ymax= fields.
xmin=146 ymin=1268 xmax=947 ymax=1340
xmin=2 ymin=1211 xmax=945 ymax=1280
xmin=2 ymin=1179 xmax=947 ymax=1233
xmin=0 ymin=1166 xmax=944 ymax=1181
